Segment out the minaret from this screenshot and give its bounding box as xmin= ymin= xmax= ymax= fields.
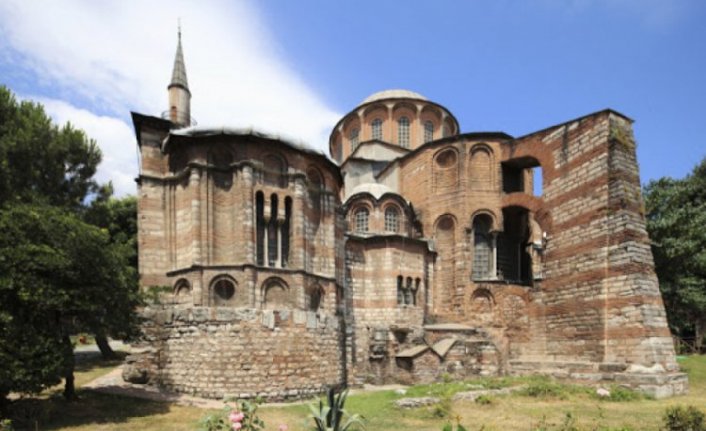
xmin=167 ymin=25 xmax=191 ymax=127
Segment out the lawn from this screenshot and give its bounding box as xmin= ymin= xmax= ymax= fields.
xmin=3 ymin=355 xmax=705 ymax=430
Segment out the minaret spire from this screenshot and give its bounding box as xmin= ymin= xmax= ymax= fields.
xmin=167 ymin=23 xmax=191 ymax=127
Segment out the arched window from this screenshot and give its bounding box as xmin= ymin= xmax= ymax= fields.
xmin=470 ymin=146 xmax=493 ymax=190
xmin=405 ymin=277 xmax=413 ymax=305
xmin=268 ymin=194 xmax=278 ymax=267
xmin=309 ymin=285 xmax=324 ymax=312
xmin=255 ymin=191 xmax=265 ymax=265
xmin=472 ymin=214 xmax=494 ymax=280
xmin=371 ymin=118 xmax=382 ymax=141
xmin=398 ymin=117 xmax=410 ymax=148
xmin=397 ymin=276 xmax=404 ymax=305
xmin=423 ymin=121 xmax=434 ymax=143
xmin=414 ymin=278 xmax=421 ymax=306
xmin=354 ymin=207 xmax=369 ymax=233
xmin=174 ymin=279 xmax=191 ymax=305
xmin=212 ymin=277 xmax=236 ymax=306
xmin=384 ymin=206 xmax=399 ymax=233
xmin=350 ymin=128 xmax=360 ymax=151
xmin=263 ymin=278 xmax=291 ymax=309
xmin=433 ymin=148 xmax=459 ymax=191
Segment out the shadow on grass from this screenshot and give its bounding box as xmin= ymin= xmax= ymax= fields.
xmin=6 ymin=390 xmax=172 ymax=430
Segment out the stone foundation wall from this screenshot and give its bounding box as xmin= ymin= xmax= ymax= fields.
xmin=130 ymin=306 xmax=344 ymax=401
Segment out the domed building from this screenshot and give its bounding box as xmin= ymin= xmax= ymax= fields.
xmin=126 ymin=33 xmax=686 ymax=400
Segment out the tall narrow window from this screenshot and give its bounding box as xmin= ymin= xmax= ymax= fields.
xmin=256 ymin=192 xmax=265 ymax=265
xmin=414 ymin=278 xmax=421 ymax=306
xmin=350 ymin=128 xmax=360 ymax=151
xmin=397 ymin=276 xmax=404 ymax=305
xmin=472 ymin=214 xmax=494 ymax=280
xmin=423 ymin=121 xmax=434 ymax=143
xmin=371 ymin=118 xmax=382 ymax=140
xmin=354 ymin=208 xmax=369 ymax=233
xmin=384 ymin=207 xmax=399 ymax=233
xmin=405 ymin=277 xmax=413 ymax=305
xmin=398 ymin=117 xmax=410 ymax=148
xmin=282 ymin=197 xmax=292 ymax=267
xmin=268 ymin=194 xmax=278 ymax=267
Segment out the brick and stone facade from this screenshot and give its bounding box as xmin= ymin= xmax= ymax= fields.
xmin=125 ymin=40 xmax=685 ymax=399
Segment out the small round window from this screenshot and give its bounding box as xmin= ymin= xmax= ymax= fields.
xmin=214 ymin=279 xmax=235 ymax=301
xmin=435 ymin=148 xmax=457 ymax=168
xmin=437 ymin=215 xmax=455 ymax=231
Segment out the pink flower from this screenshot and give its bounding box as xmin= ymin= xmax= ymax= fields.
xmin=232 ymin=423 xmax=242 ymax=431
xmin=234 ymin=412 xmax=245 ymax=422
xmin=229 ymin=411 xmax=241 ymax=422
xmin=279 ymin=425 xmax=289 ymax=431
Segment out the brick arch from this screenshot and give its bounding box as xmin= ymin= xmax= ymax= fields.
xmin=469 ymin=143 xmax=495 ymax=190
xmin=207 ymin=146 xmax=233 ymax=167
xmin=470 ymin=288 xmax=496 ymax=312
xmin=501 ymin=193 xmax=553 ymax=232
xmin=306 ymin=166 xmax=324 ymax=189
xmin=433 ymin=147 xmax=459 ymax=191
xmin=470 ymin=209 xmax=499 ymax=231
xmin=263 ymin=153 xmax=287 ymax=188
xmin=306 ymin=283 xmax=325 ymax=312
xmin=173 ymin=278 xmax=191 ymax=305
xmin=501 ymin=140 xmax=555 ymax=182
xmin=434 ymin=213 xmax=457 ymax=313
xmin=347 ymin=199 xmax=373 ymax=233
xmin=261 ymin=277 xmax=293 ymax=309
xmin=391 ymin=101 xmax=418 ymax=116
xmin=420 ymin=104 xmax=442 ymax=122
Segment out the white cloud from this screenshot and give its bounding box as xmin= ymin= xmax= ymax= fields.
xmin=0 ymin=0 xmax=341 ymax=196
xmin=34 ymin=97 xmax=138 ymax=196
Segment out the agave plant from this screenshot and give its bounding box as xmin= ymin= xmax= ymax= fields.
xmin=309 ymin=387 xmax=365 ymax=431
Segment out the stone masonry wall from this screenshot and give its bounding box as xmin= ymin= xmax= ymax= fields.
xmin=138 ymin=306 xmax=344 ymax=401
xmin=506 ymin=111 xmax=678 ymax=374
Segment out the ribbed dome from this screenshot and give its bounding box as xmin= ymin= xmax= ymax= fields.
xmin=361 ymin=89 xmax=427 ymax=105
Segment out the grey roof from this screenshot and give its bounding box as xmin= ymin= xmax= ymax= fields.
xmin=169 ymin=30 xmax=189 ymax=92
xmin=431 ymin=338 xmax=457 ymax=358
xmin=396 ymin=345 xmax=429 ymax=358
xmin=361 ymin=89 xmax=427 ymax=105
xmin=166 ymin=125 xmax=324 ymax=156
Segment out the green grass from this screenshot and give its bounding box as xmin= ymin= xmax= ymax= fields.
xmin=3 ymin=355 xmax=706 ymax=430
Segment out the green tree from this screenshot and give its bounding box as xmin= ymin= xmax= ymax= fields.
xmin=84 ymin=191 xmax=138 ymax=358
xmin=0 ymin=86 xmax=102 ymax=210
xmin=0 ymin=205 xmax=140 ymax=404
xmin=644 ymin=158 xmax=706 ymax=351
xmin=0 ymin=85 xmax=140 ymax=406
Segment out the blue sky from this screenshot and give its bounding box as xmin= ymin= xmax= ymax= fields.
xmin=1 ymin=0 xmax=704 ymax=196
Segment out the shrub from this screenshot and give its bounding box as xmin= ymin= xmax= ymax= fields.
xmin=521 ymin=380 xmax=569 ymax=399
xmin=199 ymin=399 xmax=265 ymax=431
xmin=430 ymin=388 xmax=455 ymax=419
xmin=309 ymin=387 xmax=364 ymax=431
xmin=441 ymin=420 xmax=469 ymax=431
xmin=662 ymin=405 xmax=706 ymax=431
xmin=475 ymin=394 xmax=493 ymax=405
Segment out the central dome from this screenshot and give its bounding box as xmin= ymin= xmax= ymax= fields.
xmin=361 ymin=89 xmax=427 ymax=105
